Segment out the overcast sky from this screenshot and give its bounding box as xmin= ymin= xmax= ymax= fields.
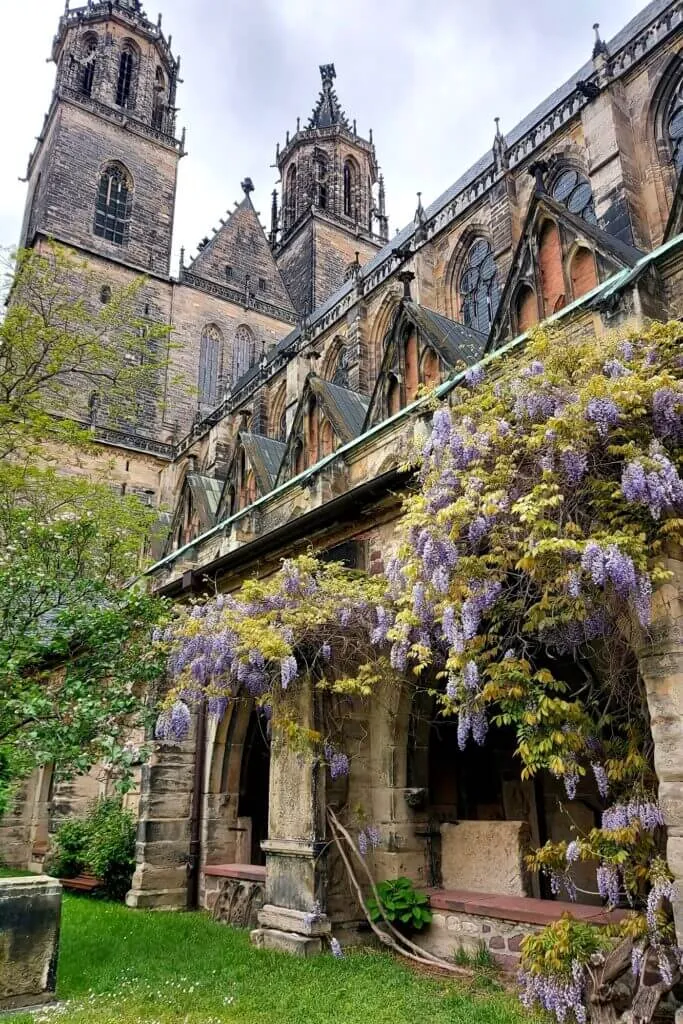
xmin=1 ymin=0 xmax=648 ymax=271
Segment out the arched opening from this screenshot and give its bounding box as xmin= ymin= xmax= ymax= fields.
xmin=538 ymin=220 xmax=565 ymax=316
xmin=285 ymin=165 xmax=297 ymax=229
xmin=152 ymin=66 xmax=166 ymax=130
xmin=307 ymin=397 xmax=319 ymax=461
xmin=569 ymin=246 xmax=598 ymax=299
xmin=269 ymin=384 xmax=287 ymax=441
xmin=404 ymin=330 xmax=419 ymax=403
xmin=320 ymin=419 xmax=334 ymax=457
xmin=550 ymin=168 xmax=596 ymax=223
xmin=115 ymin=45 xmax=137 ymax=109
xmin=198 ymin=324 xmax=222 ymax=409
xmin=387 ymin=374 xmax=401 ymax=417
xmin=293 ymin=438 xmax=305 ymax=476
xmin=233 ymin=324 xmax=256 ymax=382
xmin=421 ymin=347 xmax=440 ymax=389
xmin=343 ymin=159 xmax=358 ymax=220
xmin=662 ymin=72 xmax=683 ymax=173
xmin=458 ymin=237 xmax=500 ymax=334
xmin=79 ymin=34 xmax=98 ymax=97
xmin=314 ymin=156 xmax=328 ymax=210
xmin=237 ymin=710 xmax=271 ymax=865
xmin=94 ymin=163 xmax=132 ymax=245
xmin=516 ymin=285 xmax=539 ymax=333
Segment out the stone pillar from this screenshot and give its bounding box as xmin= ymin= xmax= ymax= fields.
xmin=637 ymin=553 xmax=683 ymax=941
xmin=252 ymin=677 xmax=330 ymax=955
xmin=126 ymin=726 xmax=197 ymax=910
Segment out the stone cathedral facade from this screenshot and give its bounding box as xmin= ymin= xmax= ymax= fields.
xmin=5 ymin=0 xmax=683 ymax=960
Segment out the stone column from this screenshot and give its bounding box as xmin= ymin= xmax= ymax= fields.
xmin=637 ymin=552 xmax=683 ymax=941
xmin=126 ymin=724 xmax=197 ymax=910
xmin=252 ymin=677 xmax=330 ymax=955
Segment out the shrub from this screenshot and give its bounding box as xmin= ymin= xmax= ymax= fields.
xmin=47 ymin=818 xmax=90 ymax=879
xmin=85 ymin=798 xmax=136 ymax=902
xmin=366 ymin=876 xmax=432 ymax=933
xmin=46 ymin=798 xmax=136 ymax=901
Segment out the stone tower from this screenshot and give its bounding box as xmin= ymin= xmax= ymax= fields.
xmin=21 ymin=0 xmax=183 ymax=276
xmin=272 ymin=64 xmax=389 ymax=315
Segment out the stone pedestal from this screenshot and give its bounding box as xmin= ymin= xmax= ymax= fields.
xmin=251 ymin=678 xmax=330 ymax=954
xmin=0 ymin=875 xmax=62 ymax=1011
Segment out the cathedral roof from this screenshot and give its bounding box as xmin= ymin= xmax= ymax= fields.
xmin=240 ymin=433 xmax=287 ymax=493
xmin=186 ymin=182 xmax=295 ymax=313
xmin=402 ymin=302 xmax=487 ymax=367
xmin=308 ymin=377 xmax=369 ymax=442
xmin=307 ymin=64 xmax=350 ymax=129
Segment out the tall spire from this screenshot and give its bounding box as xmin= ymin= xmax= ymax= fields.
xmin=269 ymin=189 xmax=279 ymax=248
xmin=492 ymin=116 xmax=509 ymax=174
xmin=307 ymin=64 xmax=349 ymax=129
xmin=376 ymin=174 xmax=389 ymax=242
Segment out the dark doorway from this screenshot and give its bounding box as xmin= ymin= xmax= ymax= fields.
xmin=237 ymin=711 xmax=271 ymax=865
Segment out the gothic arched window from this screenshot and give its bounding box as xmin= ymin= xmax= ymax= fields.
xmin=314 ymin=156 xmax=328 ymax=209
xmin=233 ymin=324 xmax=256 ymax=382
xmin=343 ymin=160 xmax=358 ymax=219
xmin=285 ymin=165 xmax=297 ymax=229
xmin=79 ymin=34 xmax=98 ymax=97
xmin=198 ymin=324 xmax=222 ymax=409
xmin=550 ymin=169 xmax=597 ymax=223
xmin=459 ymin=238 xmax=500 ymax=334
xmin=152 ymin=66 xmax=166 ymax=130
xmin=331 ymin=346 xmax=350 ymax=388
xmin=94 ymin=163 xmax=132 ymax=245
xmin=116 ymin=46 xmax=136 ymax=108
xmin=665 ymin=77 xmax=683 ymax=172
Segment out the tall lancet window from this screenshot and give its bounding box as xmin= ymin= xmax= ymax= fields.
xmin=459 ymin=238 xmax=500 ymax=334
xmin=233 ymin=324 xmax=256 ymax=382
xmin=79 ymin=34 xmax=98 ymax=97
xmin=94 ymin=163 xmax=132 ymax=245
xmin=198 ymin=324 xmax=222 ymax=408
xmin=116 ymin=46 xmax=136 ymax=108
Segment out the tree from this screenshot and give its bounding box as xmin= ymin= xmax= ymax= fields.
xmin=0 ymin=243 xmax=170 ymax=813
xmin=154 ymin=320 xmax=682 ymax=1021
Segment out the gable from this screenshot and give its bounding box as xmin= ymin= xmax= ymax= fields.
xmin=187 ymin=193 xmax=295 ymax=313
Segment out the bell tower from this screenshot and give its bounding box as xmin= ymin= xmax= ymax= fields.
xmin=20 ymin=0 xmax=183 ymax=276
xmin=272 ymin=64 xmax=389 ymax=315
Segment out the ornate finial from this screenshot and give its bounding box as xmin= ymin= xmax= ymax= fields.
xmin=414 ymin=192 xmax=427 ymax=244
xmin=492 ymin=116 xmax=509 ymax=174
xmin=241 ymin=177 xmax=254 ymax=195
xmin=369 ymin=128 xmax=373 ymax=144
xmin=397 ymin=270 xmax=415 ymax=301
xmin=179 ymin=245 xmax=185 ymax=270
xmin=286 ymin=130 xmax=290 ymax=144
xmin=353 ymin=118 xmax=357 ymax=135
xmin=296 ymin=116 xmax=300 ymax=132
xmin=320 ymin=63 xmax=336 ymax=87
xmin=593 ymin=22 xmax=609 ymax=59
xmin=269 ymin=189 xmax=279 ymax=247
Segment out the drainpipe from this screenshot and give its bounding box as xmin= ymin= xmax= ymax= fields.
xmin=187 ymin=699 xmax=207 ymax=910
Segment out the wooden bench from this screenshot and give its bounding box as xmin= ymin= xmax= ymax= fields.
xmin=59 ymin=873 xmax=101 ymax=893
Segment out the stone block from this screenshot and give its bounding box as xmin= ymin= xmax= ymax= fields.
xmin=251 ymin=928 xmax=323 ymax=957
xmin=258 ymin=904 xmax=331 ymax=936
xmin=440 ymin=820 xmax=531 ymax=896
xmin=0 ymin=875 xmax=61 ymax=1011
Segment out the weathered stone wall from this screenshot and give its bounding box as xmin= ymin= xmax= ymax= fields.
xmin=0 ymin=876 xmax=62 ymax=1011
xmin=440 ymin=821 xmax=531 ymax=896
xmin=421 ymin=909 xmax=538 ymax=966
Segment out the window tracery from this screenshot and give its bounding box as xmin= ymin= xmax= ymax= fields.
xmin=550 ymin=169 xmax=597 ymax=223
xmin=94 ymin=164 xmax=131 ymax=245
xmin=459 ymin=238 xmax=500 ymax=334
xmin=233 ymin=324 xmax=256 ymax=382
xmin=116 ymin=45 xmax=137 ymax=108
xmin=198 ymin=324 xmax=222 ymax=408
xmin=666 ymin=76 xmax=683 ymax=172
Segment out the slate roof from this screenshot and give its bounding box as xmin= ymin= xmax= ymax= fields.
xmin=241 ymin=432 xmax=287 ymax=492
xmin=540 ymin=195 xmax=645 ymax=267
xmin=187 ymin=191 xmax=295 ymax=312
xmin=309 ymin=377 xmax=370 ymax=442
xmin=187 ymin=474 xmax=223 ymax=526
xmin=403 ymin=302 xmax=487 ymax=367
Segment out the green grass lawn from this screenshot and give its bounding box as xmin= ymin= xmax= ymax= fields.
xmin=0 ymin=865 xmax=37 ymax=877
xmin=12 ymin=895 xmax=536 ymax=1024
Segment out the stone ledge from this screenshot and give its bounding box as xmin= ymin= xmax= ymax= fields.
xmin=204 ymin=863 xmax=266 ymax=883
xmin=427 ymin=889 xmax=626 ymax=927
xmin=251 ymin=927 xmax=323 ymax=957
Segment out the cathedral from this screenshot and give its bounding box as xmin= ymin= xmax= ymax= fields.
xmin=5 ymin=0 xmax=683 ymax=962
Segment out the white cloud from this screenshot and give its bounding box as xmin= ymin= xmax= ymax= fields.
xmin=0 ymin=0 xmax=648 ymax=266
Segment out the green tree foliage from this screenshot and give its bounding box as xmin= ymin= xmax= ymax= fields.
xmin=0 ymin=243 xmax=170 ymax=813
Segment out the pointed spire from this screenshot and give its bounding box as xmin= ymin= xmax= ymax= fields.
xmin=592 ymin=22 xmax=609 ymax=59
xmin=307 ymin=63 xmax=349 ymax=129
xmin=374 ymin=173 xmax=389 ymax=243
xmin=269 ymin=189 xmax=279 ymax=247
xmin=413 ymin=191 xmax=427 ymax=244
xmin=492 ymin=116 xmax=509 ymax=174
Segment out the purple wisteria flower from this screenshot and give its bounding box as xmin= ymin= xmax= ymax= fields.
xmin=561 ymin=448 xmax=588 ymax=487
xmin=566 ymin=840 xmax=580 ymax=864
xmin=646 ymin=877 xmax=676 ymax=938
xmin=591 ymin=762 xmax=609 ymax=800
xmin=155 ymin=700 xmax=191 ymax=742
xmin=596 ymin=863 xmax=621 ymax=907
xmin=321 ymin=642 xmax=332 ymax=661
xmin=518 ymin=963 xmax=587 ymax=1024
xmin=621 ymin=448 xmax=683 ymax=519
xmin=324 ymin=745 xmax=350 ymax=779
xmin=461 ymin=580 xmax=502 ymax=639
xmin=602 ymin=801 xmax=664 ymax=833
xmin=603 ymin=358 xmax=630 ymax=379
xmin=329 ymin=937 xmax=344 ymax=958
xmin=585 ymin=397 xmax=619 ymax=437
xmin=463 ymin=660 xmax=480 ymax=692
xmin=465 ymin=364 xmax=485 ymax=387
xmin=653 ymin=387 xmax=683 ymax=441
xmin=280 ymin=655 xmax=298 ymax=689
